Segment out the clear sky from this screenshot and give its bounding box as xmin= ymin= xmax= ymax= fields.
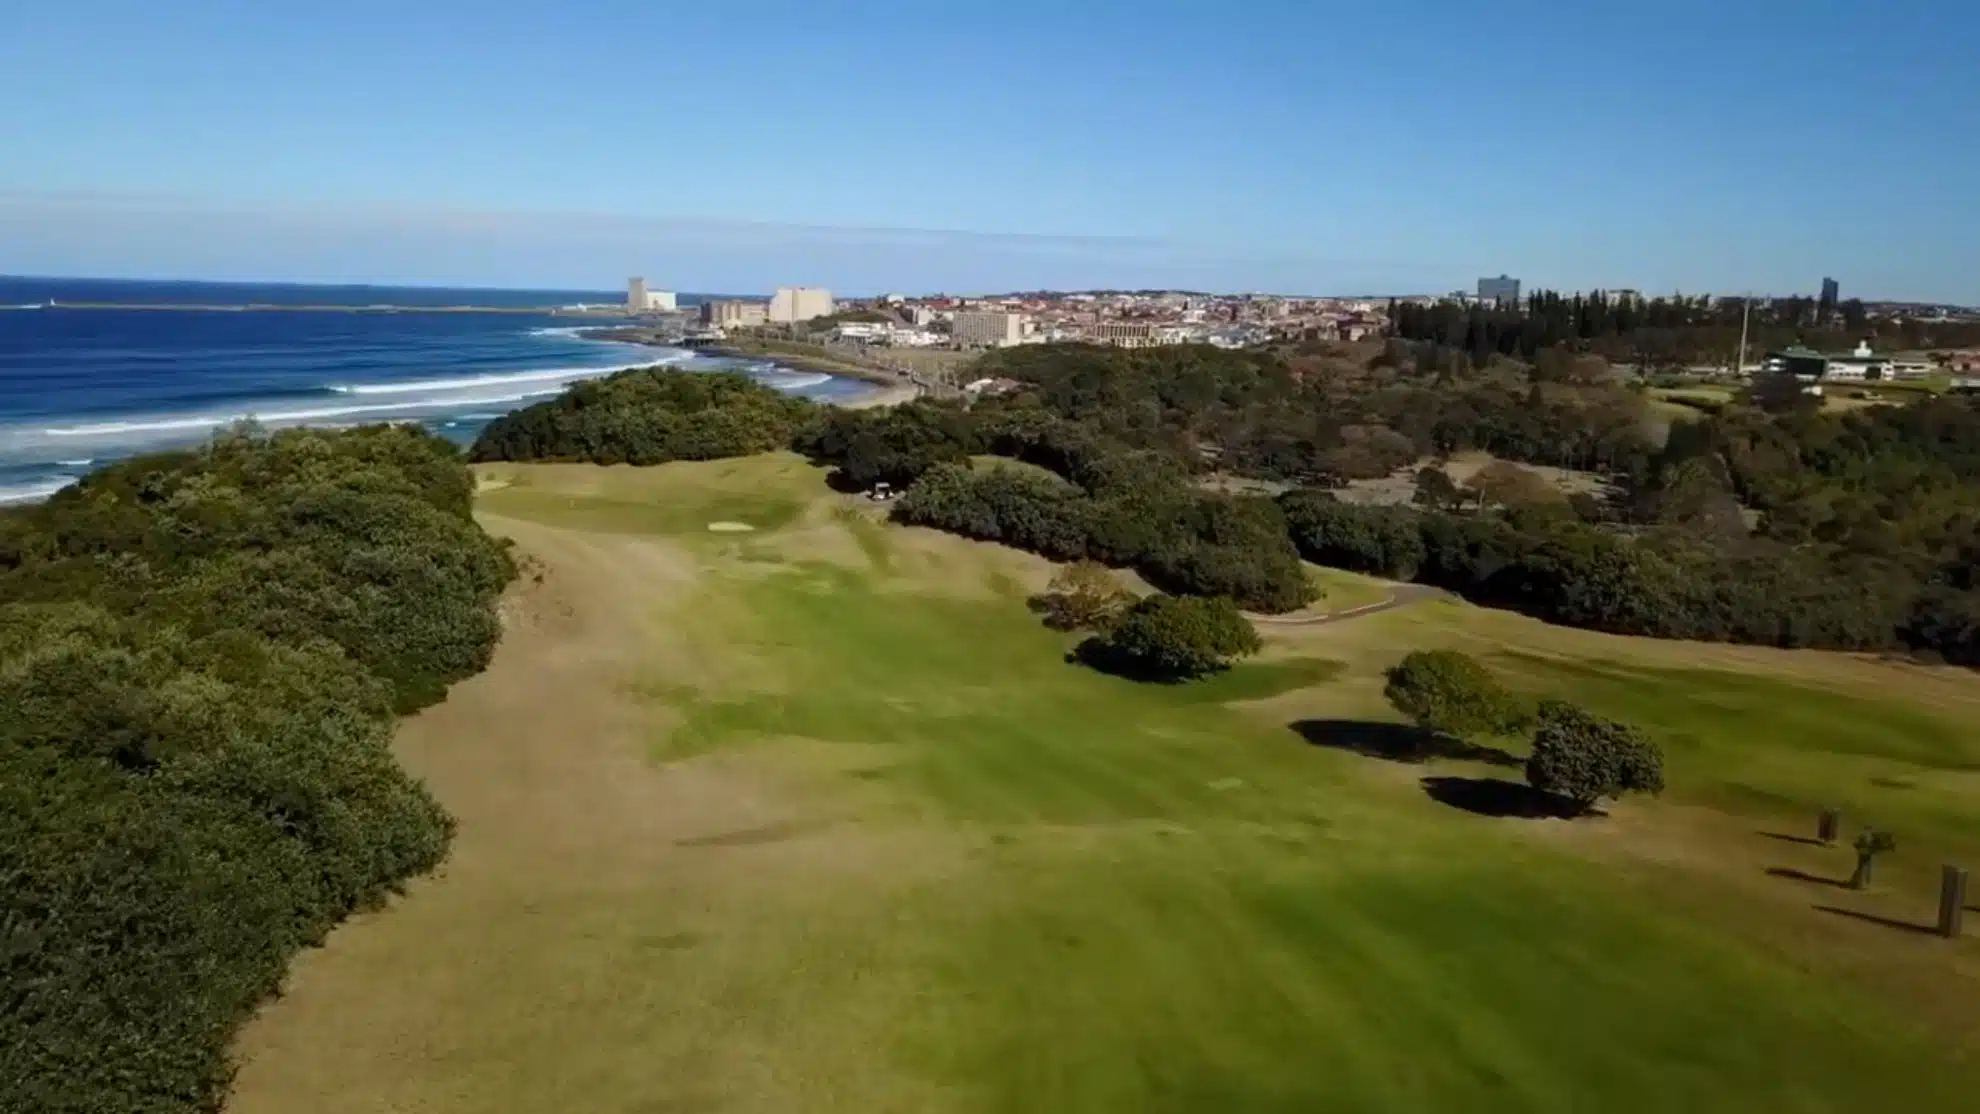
xmin=3 ymin=0 xmax=1977 ymax=300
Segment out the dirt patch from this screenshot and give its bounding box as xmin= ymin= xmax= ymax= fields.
xmin=707 ymin=520 xmax=756 ymax=533
xmin=1336 ymin=451 xmax=1613 ymax=507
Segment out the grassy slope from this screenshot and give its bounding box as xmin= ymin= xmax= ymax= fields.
xmin=227 ymin=455 xmax=1980 ymax=1114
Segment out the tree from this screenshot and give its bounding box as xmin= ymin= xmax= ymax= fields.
xmin=1468 ymin=460 xmax=1559 ymax=510
xmin=1524 ymin=700 xmax=1665 ymax=811
xmin=1080 ymin=594 xmax=1261 ymax=681
xmin=1031 ymin=560 xmax=1130 ymax=631
xmin=1850 ymin=828 xmax=1897 ymax=889
xmin=1412 ymin=466 xmax=1462 ymax=512
xmin=1383 ymin=650 xmax=1527 ymax=738
xmin=1746 ymin=372 xmax=1817 ymax=415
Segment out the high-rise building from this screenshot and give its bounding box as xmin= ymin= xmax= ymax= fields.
xmin=769 ymin=286 xmax=835 ymax=324
xmin=1477 ymin=274 xmax=1521 ymax=306
xmin=952 ymin=311 xmax=1025 ymax=348
xmin=626 ymin=277 xmax=676 ymax=313
xmin=1819 ymin=276 xmax=1840 ymax=323
xmin=701 ymin=300 xmax=768 ymax=329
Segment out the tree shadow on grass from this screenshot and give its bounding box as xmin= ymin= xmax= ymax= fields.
xmin=1066 ymin=638 xmax=1190 ymax=684
xmin=1812 ymin=905 xmax=1940 ymax=937
xmin=1419 ymin=775 xmax=1586 ymax=820
xmin=1290 ymin=719 xmax=1521 ymax=768
xmin=1765 ymin=866 xmax=1852 ymax=890
xmin=819 ymin=467 xmax=867 ymax=494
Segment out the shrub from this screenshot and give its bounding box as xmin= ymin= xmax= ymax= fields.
xmin=1079 ymin=594 xmax=1262 ymax=681
xmin=1524 ymin=700 xmax=1665 ymax=811
xmin=1383 ymin=650 xmax=1527 ymax=738
xmin=0 ymin=425 xmax=506 ymax=1114
xmin=1412 ymin=466 xmax=1462 ymax=511
xmin=1030 ymin=561 xmax=1131 ymax=632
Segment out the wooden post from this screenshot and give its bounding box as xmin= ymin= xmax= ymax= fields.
xmin=1818 ymin=808 xmax=1840 ymax=845
xmin=1940 ymin=866 xmax=1968 ymax=939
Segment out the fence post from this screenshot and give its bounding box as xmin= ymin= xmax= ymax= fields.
xmin=1817 ymin=808 xmax=1840 ymax=845
xmin=1939 ymin=865 xmax=1968 ymax=939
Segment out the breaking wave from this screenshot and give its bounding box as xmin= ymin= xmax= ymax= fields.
xmin=763 ymin=372 xmax=832 ymax=390
xmin=35 ymin=390 xmax=563 ymax=440
xmin=0 ymin=475 xmax=78 ymax=504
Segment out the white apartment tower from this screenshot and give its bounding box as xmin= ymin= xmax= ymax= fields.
xmin=953 ymin=311 xmax=1025 ymax=348
xmin=626 ymin=277 xmax=676 ymax=313
xmin=769 ymin=286 xmax=835 ymax=323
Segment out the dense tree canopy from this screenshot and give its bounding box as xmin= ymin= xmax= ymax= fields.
xmin=969 ymin=342 xmax=1658 ymax=482
xmin=476 ymin=341 xmax=1980 ymax=663
xmin=1389 ymin=290 xmax=1980 ymax=370
xmin=469 ymin=367 xmax=812 ymax=465
xmin=889 ymin=434 xmax=1314 ymax=614
xmin=792 ymin=400 xmax=976 ymax=489
xmin=1 ymin=426 xmax=511 ymax=1114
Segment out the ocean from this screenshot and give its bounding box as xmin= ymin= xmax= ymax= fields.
xmin=0 ymin=277 xmax=873 ymax=504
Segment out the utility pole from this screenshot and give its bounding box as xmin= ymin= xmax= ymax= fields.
xmin=1735 ymin=295 xmax=1752 ymax=377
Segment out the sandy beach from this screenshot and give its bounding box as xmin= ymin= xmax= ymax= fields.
xmin=844 ymin=383 xmax=920 ymax=409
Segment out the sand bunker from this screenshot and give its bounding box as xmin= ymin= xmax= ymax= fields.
xmin=706 ymin=521 xmax=756 ymax=533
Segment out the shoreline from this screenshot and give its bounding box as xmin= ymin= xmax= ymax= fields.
xmin=843 ymin=384 xmax=920 ymax=409
xmin=704 ymin=343 xmax=901 ymax=386
xmin=579 ymin=327 xmax=909 ymax=388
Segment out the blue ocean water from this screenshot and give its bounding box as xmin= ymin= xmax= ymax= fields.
xmin=0 ymin=277 xmax=872 ymax=503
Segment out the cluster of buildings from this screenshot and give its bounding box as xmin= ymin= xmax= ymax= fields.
xmin=627 ymin=279 xmax=839 ymax=330
xmin=833 ymin=291 xmax=1391 ymax=351
xmin=1762 ymin=341 xmax=1936 ymax=383
xmin=624 ymin=278 xmax=1394 ymax=351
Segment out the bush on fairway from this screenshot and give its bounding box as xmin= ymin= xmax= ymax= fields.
xmin=1077 ymin=594 xmax=1262 ymax=681
xmin=1030 ymin=560 xmax=1133 ymax=632
xmin=1384 ymin=650 xmax=1528 ymax=738
xmin=1525 ymin=700 xmax=1665 ymax=811
xmin=0 ymin=426 xmax=509 ymax=1114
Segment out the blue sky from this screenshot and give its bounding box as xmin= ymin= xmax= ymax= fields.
xmin=3 ymin=0 xmax=1977 ymax=300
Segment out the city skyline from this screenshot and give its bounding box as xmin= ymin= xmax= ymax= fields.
xmin=1 ymin=260 xmax=1946 ymax=308
xmin=4 ymin=0 xmax=1978 ymax=301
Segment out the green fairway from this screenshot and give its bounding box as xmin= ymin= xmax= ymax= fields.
xmin=1303 ymin=565 xmax=1393 ymax=612
xmin=1490 ymin=652 xmax=1980 ymax=866
xmin=227 ymin=456 xmax=1980 ymax=1114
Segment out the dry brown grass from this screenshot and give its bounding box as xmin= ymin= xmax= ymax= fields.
xmin=226 ymin=505 xmax=967 ymax=1114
